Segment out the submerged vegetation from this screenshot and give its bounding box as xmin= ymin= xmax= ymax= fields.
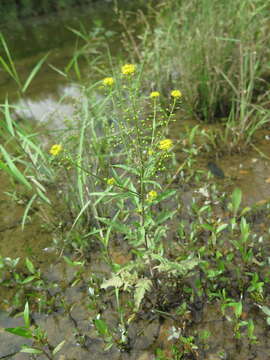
xmin=1 ymin=0 xmax=270 ymax=358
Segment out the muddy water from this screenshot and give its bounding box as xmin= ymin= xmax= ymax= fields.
xmin=0 ymin=1 xmax=125 ymax=126
xmin=172 ymin=114 xmax=270 ymax=207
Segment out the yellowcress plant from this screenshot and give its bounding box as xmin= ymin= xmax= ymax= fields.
xmin=121 ymin=64 xmax=136 ymax=75
xmin=159 ymin=139 xmax=173 ymax=151
xmin=103 ymin=77 xmax=115 ymax=86
xmin=49 ymin=144 xmax=62 ymax=156
xmin=171 ymin=90 xmax=182 ymax=99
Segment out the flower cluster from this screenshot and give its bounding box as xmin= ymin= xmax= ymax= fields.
xmin=147 ymin=190 xmax=158 ymax=202
xmin=49 ymin=144 xmax=62 ymax=156
xmin=102 ymin=77 xmax=114 ymax=86
xmin=171 ymin=90 xmax=182 ymax=99
xmin=121 ymin=64 xmax=136 ymax=75
xmin=107 ymin=177 xmax=116 ymax=185
xmin=150 ymin=91 xmax=160 ymax=98
xmin=159 ymin=139 xmax=173 ymax=151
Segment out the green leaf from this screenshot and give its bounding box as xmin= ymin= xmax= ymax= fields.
xmin=155 ymin=210 xmax=177 ymax=226
xmin=94 ymin=319 xmax=109 ymax=336
xmin=23 ymin=303 xmax=30 ymax=328
xmin=71 ymin=199 xmax=92 ymax=229
xmin=5 ymin=327 xmax=32 ymax=338
xmin=233 ymin=302 xmax=242 ymax=318
xmin=112 ymin=164 xmax=140 ymax=176
xmin=231 ymin=188 xmax=242 ymax=214
xmin=0 ymin=55 xmax=14 ymax=81
xmin=36 ymin=187 xmax=51 ymax=205
xmin=48 ymin=63 xmax=67 ymax=77
xmin=22 ymin=53 xmax=49 ymax=93
xmin=260 ymin=305 xmax=270 ymax=317
xmin=201 ymin=223 xmax=214 ymax=232
xmin=52 ymin=340 xmax=66 ymax=355
xmin=156 ymin=189 xmax=176 ymax=203
xmin=21 ymin=275 xmax=36 ymax=284
xmin=216 ymin=223 xmax=228 ymax=233
xmin=240 ymin=207 xmax=251 ymax=216
xmin=4 ymin=97 xmax=15 ymax=136
xmin=67 ymin=26 xmax=90 ymax=42
xmin=0 ymin=32 xmax=21 ymax=86
xmin=20 ymin=347 xmax=42 ymax=354
xmin=25 ymin=258 xmax=35 ymax=274
xmin=101 ymin=275 xmax=123 ymax=289
xmin=22 ymin=195 xmax=37 ymax=230
xmin=134 ymin=278 xmax=152 ymax=310
xmin=97 ymin=217 xmax=131 ymax=235
xmin=0 ymin=146 xmax=32 ymax=189
xmin=154 ymin=256 xmax=200 ymax=276
xmin=63 ymin=256 xmax=84 ymax=267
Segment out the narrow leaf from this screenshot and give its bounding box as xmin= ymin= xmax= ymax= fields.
xmin=4 ymin=97 xmax=14 ymax=136
xmin=52 ymin=340 xmax=66 ymax=355
xmin=5 ymin=327 xmax=32 ymax=338
xmin=22 ymin=53 xmax=49 ymax=93
xmin=21 ymin=348 xmax=42 ymax=354
xmin=22 ymin=195 xmax=37 ymax=230
xmin=24 ymin=302 xmax=30 ymax=328
xmin=0 ymin=146 xmax=32 ymax=189
xmin=25 ymin=258 xmax=35 ymax=274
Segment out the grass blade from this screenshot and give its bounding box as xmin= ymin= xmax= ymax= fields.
xmin=4 ymin=97 xmax=15 ymax=136
xmin=0 ymin=32 xmax=21 ymax=87
xmin=22 ymin=194 xmax=37 ymax=230
xmin=22 ymin=53 xmax=49 ymax=93
xmin=0 ymin=145 xmax=32 ymax=189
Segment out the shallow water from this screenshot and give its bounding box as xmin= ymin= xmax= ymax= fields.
xmin=0 ymin=1 xmax=125 ymax=128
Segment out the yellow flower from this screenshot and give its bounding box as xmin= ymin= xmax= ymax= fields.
xmin=107 ymin=177 xmax=116 ymax=185
xmin=159 ymin=139 xmax=173 ymax=151
xmin=171 ymin=90 xmax=182 ymax=99
xmin=121 ymin=64 xmax=136 ymax=75
xmin=102 ymin=77 xmax=114 ymax=86
xmin=49 ymin=144 xmax=62 ymax=156
xmin=147 ymin=190 xmax=158 ymax=202
xmin=150 ymin=91 xmax=160 ymax=98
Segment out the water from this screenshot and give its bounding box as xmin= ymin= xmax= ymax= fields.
xmin=0 ymin=1 xmax=125 ymax=126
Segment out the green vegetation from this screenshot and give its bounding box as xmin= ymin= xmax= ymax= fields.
xmin=1 ymin=0 xmax=270 ymax=358
xmin=0 ymin=0 xmax=94 ymax=23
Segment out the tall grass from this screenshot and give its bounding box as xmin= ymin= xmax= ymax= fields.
xmin=147 ymin=0 xmax=270 ymax=120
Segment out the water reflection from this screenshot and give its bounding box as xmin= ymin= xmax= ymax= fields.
xmin=0 ymin=1 xmax=123 ymax=126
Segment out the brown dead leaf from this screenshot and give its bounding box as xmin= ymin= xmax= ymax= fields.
xmin=265 ymin=177 xmax=270 ymax=183
xmin=239 ymin=170 xmax=249 ymax=175
xmin=256 ymin=199 xmax=268 ymax=206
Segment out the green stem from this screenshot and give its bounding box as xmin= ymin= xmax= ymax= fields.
xmin=69 ymin=158 xmax=140 ymax=197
